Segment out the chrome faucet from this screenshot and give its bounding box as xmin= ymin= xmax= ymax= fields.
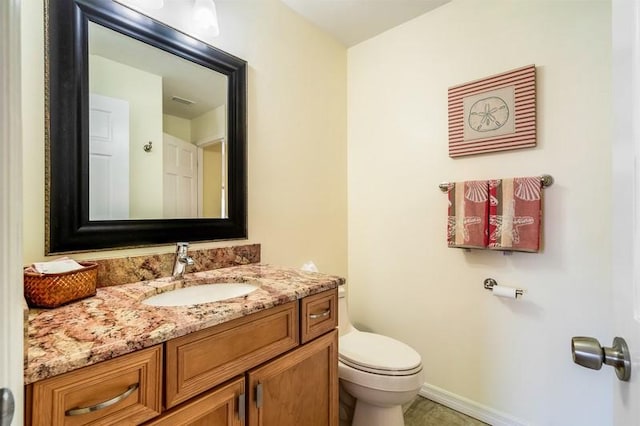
xmin=172 ymin=242 xmax=194 ymax=279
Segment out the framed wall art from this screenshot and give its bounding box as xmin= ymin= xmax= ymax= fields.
xmin=448 ymin=65 xmax=536 ymax=157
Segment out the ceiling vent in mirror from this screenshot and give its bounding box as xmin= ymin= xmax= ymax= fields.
xmin=171 ymin=95 xmax=196 ymax=105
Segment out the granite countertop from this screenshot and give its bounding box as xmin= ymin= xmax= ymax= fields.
xmin=25 ymin=264 xmax=344 ymax=385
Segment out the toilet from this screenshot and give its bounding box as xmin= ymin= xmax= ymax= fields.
xmin=338 ymin=285 xmax=424 ymax=426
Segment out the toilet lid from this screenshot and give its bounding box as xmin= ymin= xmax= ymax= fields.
xmin=339 ymin=331 xmax=422 ymax=376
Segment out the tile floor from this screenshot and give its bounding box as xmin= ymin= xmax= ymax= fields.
xmin=404 ymin=397 xmax=488 ymax=426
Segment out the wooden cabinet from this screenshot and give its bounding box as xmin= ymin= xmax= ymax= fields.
xmin=248 ymin=330 xmax=338 ymax=426
xmin=29 ymin=346 xmax=162 ymax=426
xmin=26 ymin=289 xmax=338 ymax=426
xmin=144 ymin=376 xmax=244 ymax=426
xmin=165 ymin=302 xmax=298 ymax=408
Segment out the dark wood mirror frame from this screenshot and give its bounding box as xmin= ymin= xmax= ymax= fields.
xmin=46 ymin=0 xmax=247 ymax=254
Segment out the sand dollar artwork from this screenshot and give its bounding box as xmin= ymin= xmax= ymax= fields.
xmin=468 ymin=96 xmax=510 ymax=132
xmin=448 ymin=65 xmax=536 ymax=157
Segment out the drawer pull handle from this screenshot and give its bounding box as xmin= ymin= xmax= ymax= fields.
xmin=256 ymin=383 xmax=263 ymax=408
xmin=238 ymin=392 xmax=245 ymax=421
xmin=65 ymin=383 xmax=139 ymax=416
xmin=309 ymin=309 xmax=331 ymax=320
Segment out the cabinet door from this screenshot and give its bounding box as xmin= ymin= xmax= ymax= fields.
xmin=143 ymin=376 xmax=245 ymax=426
xmin=248 ymin=330 xmax=338 ymax=426
xmin=30 ymin=346 xmax=162 ymax=426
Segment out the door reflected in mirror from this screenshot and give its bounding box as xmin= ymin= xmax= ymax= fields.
xmin=88 ymin=21 xmax=227 ymax=220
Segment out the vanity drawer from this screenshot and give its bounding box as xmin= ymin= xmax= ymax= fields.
xmin=165 ymin=302 xmax=298 ymax=408
xmin=300 ymin=289 xmax=338 ymax=344
xmin=30 ymin=345 xmax=162 ymax=426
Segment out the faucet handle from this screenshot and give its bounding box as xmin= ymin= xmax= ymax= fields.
xmin=172 ymin=242 xmax=193 ymax=279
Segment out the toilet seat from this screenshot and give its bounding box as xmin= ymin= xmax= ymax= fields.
xmin=339 ymin=331 xmax=422 ymax=376
xmin=338 ymin=361 xmax=424 ymax=393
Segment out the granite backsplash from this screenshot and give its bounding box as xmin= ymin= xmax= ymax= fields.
xmin=92 ymin=244 xmax=260 ymax=287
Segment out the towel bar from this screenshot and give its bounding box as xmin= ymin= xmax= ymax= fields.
xmin=438 ymin=174 xmax=554 ymax=192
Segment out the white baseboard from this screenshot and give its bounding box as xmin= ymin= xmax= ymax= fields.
xmin=419 ymin=383 xmax=530 ymax=426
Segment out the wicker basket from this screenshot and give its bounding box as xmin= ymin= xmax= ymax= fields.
xmin=24 ymin=261 xmax=98 ymax=308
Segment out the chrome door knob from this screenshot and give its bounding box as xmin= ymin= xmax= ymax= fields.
xmin=0 ymin=388 xmax=14 ymax=426
xmin=571 ymin=336 xmax=631 ymax=381
xmin=572 ymin=337 xmax=604 ymax=370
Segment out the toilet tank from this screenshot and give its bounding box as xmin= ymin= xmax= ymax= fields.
xmin=338 ymin=285 xmax=354 ymax=336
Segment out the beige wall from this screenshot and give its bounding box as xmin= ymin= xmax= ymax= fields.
xmin=191 ymin=105 xmax=225 ymax=144
xmin=202 ymin=143 xmax=223 ymax=217
xmin=90 ymin=54 xmax=164 ymax=219
xmin=163 ymin=113 xmax=192 ymax=142
xmin=22 ymin=0 xmax=347 ymax=277
xmin=348 ymin=0 xmax=611 ymax=424
xmin=163 ymin=106 xmax=224 ymax=145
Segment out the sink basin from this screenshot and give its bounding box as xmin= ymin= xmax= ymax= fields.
xmin=142 ymin=283 xmax=259 ymax=307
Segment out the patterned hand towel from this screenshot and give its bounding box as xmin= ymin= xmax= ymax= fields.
xmin=447 ymin=180 xmax=489 ymax=249
xmin=488 ymin=177 xmax=542 ymax=252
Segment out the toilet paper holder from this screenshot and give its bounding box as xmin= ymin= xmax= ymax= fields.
xmin=483 ymin=278 xmax=524 ymax=298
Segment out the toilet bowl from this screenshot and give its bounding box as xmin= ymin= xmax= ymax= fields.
xmin=338 ymin=286 xmax=423 ymax=426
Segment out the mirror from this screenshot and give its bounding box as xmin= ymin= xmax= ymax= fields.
xmin=46 ymin=0 xmax=247 ymax=253
xmin=88 ymin=22 xmax=228 ymax=220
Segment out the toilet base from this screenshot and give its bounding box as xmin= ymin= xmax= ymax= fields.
xmin=352 ymin=400 xmax=405 ymax=426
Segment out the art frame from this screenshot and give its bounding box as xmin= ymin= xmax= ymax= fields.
xmin=448 ymin=65 xmax=536 ymax=158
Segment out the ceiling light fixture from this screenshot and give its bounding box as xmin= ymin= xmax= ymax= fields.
xmin=193 ymin=0 xmax=220 ymax=36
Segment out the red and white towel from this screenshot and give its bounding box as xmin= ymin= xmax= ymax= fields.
xmin=447 ymin=180 xmax=489 ymax=249
xmin=488 ymin=177 xmax=542 ymax=252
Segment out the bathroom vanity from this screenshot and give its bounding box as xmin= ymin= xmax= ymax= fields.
xmin=23 ymin=265 xmax=342 ymax=425
xmin=37 ymin=0 xmax=342 ymax=421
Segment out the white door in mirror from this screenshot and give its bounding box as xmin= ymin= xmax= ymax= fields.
xmin=142 ymin=283 xmax=258 ymax=307
xmin=89 ymin=94 xmax=130 ymax=220
xmin=163 ymin=133 xmax=198 ymax=218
